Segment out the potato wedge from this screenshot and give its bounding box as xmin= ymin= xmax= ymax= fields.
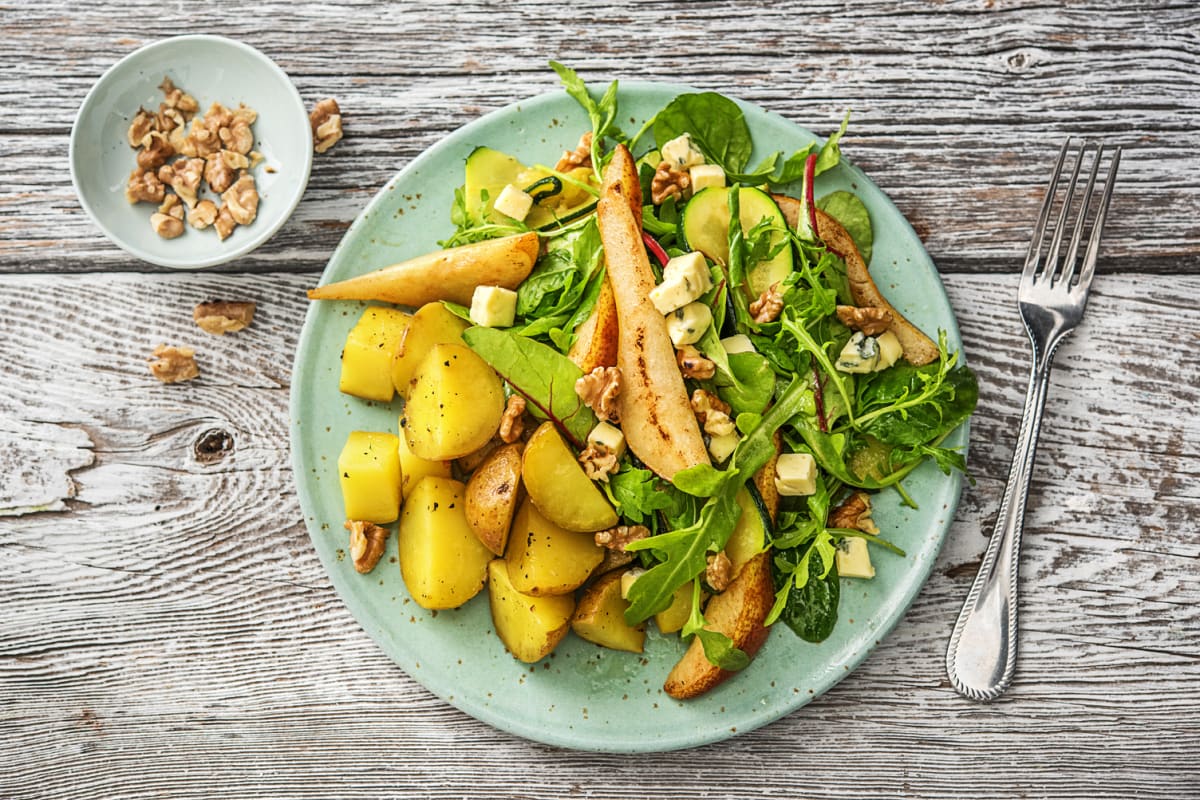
xmin=465 ymin=442 xmax=523 ymax=556
xmin=404 ymin=343 xmax=505 ymax=461
xmin=307 ymin=232 xmax=538 ymax=307
xmin=571 ymin=570 xmax=645 ymax=653
xmin=488 ymin=559 xmax=574 ymax=663
xmin=522 ymin=422 xmax=618 ymax=533
xmin=506 ymin=496 xmax=604 ymax=596
xmin=391 ymin=302 xmax=470 ymax=397
xmin=773 ymin=194 xmax=938 ymax=366
xmin=396 ymin=418 xmax=453 ymax=500
xmin=398 ymin=477 xmax=493 ymax=609
xmin=663 ymin=551 xmax=775 ymax=700
xmin=597 ymin=145 xmax=708 ymax=480
xmin=567 ymin=278 xmax=619 ymax=373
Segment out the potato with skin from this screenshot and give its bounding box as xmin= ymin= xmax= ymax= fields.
xmin=506 ymin=496 xmax=604 ymax=596
xmin=663 ymin=551 xmax=776 ymax=699
xmin=488 ymin=559 xmax=574 ymax=663
xmin=465 ymin=442 xmax=523 ymax=556
xmin=307 ymin=232 xmax=538 ymax=307
xmin=571 ymin=570 xmax=645 ymax=653
xmin=404 ymin=343 xmax=505 ymax=461
xmin=521 ymin=422 xmax=618 ymax=533
xmin=398 ymin=477 xmax=493 ymax=609
xmin=391 ymin=302 xmax=470 ymax=398
xmin=596 ymin=145 xmax=708 ymax=480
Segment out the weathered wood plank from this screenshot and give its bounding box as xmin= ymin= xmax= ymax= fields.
xmin=1 ymin=1 xmax=1197 ymax=274
xmin=0 ymin=271 xmax=1196 ymax=798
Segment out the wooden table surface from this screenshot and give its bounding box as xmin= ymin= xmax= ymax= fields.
xmin=3 ymin=2 xmax=1198 ymax=798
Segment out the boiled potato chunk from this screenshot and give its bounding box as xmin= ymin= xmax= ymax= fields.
xmin=487 ymin=559 xmax=574 ymax=663
xmin=465 ymin=443 xmax=523 ymax=556
xmin=398 ymin=477 xmax=493 ymax=609
xmin=397 ymin=416 xmax=453 ymax=499
xmin=404 ymin=343 xmax=505 ymax=461
xmin=338 ymin=431 xmax=401 ymax=523
xmin=654 ymin=582 xmax=695 ymax=635
xmin=571 ymin=570 xmax=645 ymax=653
xmin=522 ymin=422 xmax=618 ymax=532
xmin=339 ymin=307 xmax=412 ymax=402
xmin=390 ymin=302 xmax=470 ymax=397
xmin=506 ymin=497 xmax=604 ymax=596
xmin=726 ymin=488 xmax=768 ymax=579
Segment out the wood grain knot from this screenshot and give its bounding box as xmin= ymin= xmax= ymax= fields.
xmin=194 ymin=428 xmax=234 ymax=463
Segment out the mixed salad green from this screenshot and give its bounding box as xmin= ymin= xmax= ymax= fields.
xmin=447 ymin=63 xmax=977 ymax=671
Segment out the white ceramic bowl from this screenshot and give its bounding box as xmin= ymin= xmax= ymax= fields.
xmin=70 ymin=35 xmax=313 ymax=269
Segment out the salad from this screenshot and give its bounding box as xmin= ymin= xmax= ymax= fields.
xmin=307 ymin=63 xmax=977 ymax=700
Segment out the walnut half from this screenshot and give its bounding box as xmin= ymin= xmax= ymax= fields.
xmin=575 ymin=366 xmax=622 ymax=423
xmin=309 ymin=98 xmax=343 ymax=154
xmin=148 ymin=344 xmax=199 ymax=383
xmin=346 ymin=520 xmax=389 ymax=574
xmin=194 ymin=300 xmax=256 ymax=335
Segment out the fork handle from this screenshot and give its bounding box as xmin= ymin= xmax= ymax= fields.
xmin=946 ymin=348 xmax=1056 ymax=701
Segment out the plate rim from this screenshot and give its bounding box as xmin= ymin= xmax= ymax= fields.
xmin=290 ymin=81 xmax=968 ymax=752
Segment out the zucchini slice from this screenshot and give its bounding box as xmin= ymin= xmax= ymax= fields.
xmin=463 ymin=146 xmax=597 ymax=230
xmin=680 ymin=186 xmax=793 ymax=297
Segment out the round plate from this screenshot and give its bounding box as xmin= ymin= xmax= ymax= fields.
xmin=70 ymin=34 xmax=313 ymax=269
xmin=290 ymin=83 xmax=968 ymax=752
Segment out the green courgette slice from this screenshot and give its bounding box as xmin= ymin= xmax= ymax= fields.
xmin=680 ymin=186 xmax=793 ymax=297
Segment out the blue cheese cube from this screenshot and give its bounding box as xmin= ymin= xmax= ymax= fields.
xmin=493 ymin=184 xmax=533 ymax=221
xmin=469 ymin=285 xmax=518 ymax=327
xmin=689 ymin=164 xmax=726 ymax=193
xmin=708 ymin=430 xmax=740 ymax=463
xmin=720 ymin=334 xmax=755 ymax=356
xmin=837 ymin=329 xmax=905 ymax=373
xmin=649 ymin=252 xmax=713 ymax=314
xmin=836 ymin=537 xmax=875 ymax=579
xmin=587 ymin=421 xmax=626 ymax=459
xmin=775 ymin=453 xmax=817 ymax=496
xmin=660 ymin=133 xmax=705 ymax=169
xmin=666 ymin=302 xmax=712 ymax=347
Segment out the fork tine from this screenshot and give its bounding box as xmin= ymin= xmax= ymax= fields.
xmin=1058 ymin=144 xmax=1104 ymax=287
xmin=1074 ymin=146 xmax=1122 ymax=292
xmin=1042 ymin=141 xmax=1087 ymax=285
xmin=1023 ymin=139 xmax=1071 ymax=279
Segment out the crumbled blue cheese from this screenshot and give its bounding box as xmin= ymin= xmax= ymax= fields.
xmin=836 ymin=537 xmax=875 ymax=579
xmin=775 ymin=453 xmax=817 ymax=496
xmin=469 ymin=285 xmax=518 ymax=327
xmin=708 ymin=430 xmax=740 ymax=463
xmin=875 ymin=330 xmax=903 ymax=370
xmin=649 ymin=251 xmax=712 ymax=314
xmin=660 ymin=133 xmax=705 ymax=169
xmin=666 ymin=302 xmax=712 ymax=347
xmin=836 ymin=330 xmax=905 ymax=373
xmin=493 ymin=184 xmax=533 ymax=221
xmin=619 ymin=567 xmax=645 ymax=600
xmin=689 ymin=164 xmax=726 ymax=193
xmin=587 ymin=421 xmax=626 ymax=459
xmin=720 ymin=334 xmax=755 ymax=356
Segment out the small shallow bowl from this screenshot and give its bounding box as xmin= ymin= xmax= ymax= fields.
xmin=70 ymin=34 xmax=313 ymax=269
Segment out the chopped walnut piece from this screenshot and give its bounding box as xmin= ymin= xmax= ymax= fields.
xmin=676 ymin=345 xmax=715 ymax=380
xmin=690 ymin=389 xmax=736 ymax=437
xmin=219 ymin=120 xmax=254 ymax=154
xmin=554 ymin=131 xmax=594 ymax=172
xmin=221 ymin=173 xmax=259 ymax=226
xmin=836 ymin=304 xmax=894 ymax=336
xmin=125 ymin=168 xmax=165 ymax=204
xmin=346 ymin=519 xmax=389 ymax=574
xmin=203 ymin=151 xmax=237 ymax=193
xmin=158 ymin=76 xmax=198 ymax=117
xmin=188 ymin=199 xmax=219 ymax=230
xmin=828 ymin=491 xmax=880 ymax=534
xmin=578 ymin=442 xmax=620 ymax=482
xmin=158 ymin=193 xmax=184 ymax=220
xmin=136 ymin=131 xmax=175 ymax=171
xmin=705 ymin=551 xmax=733 ymax=592
xmin=575 ymin=366 xmax=622 ymax=423
xmin=594 ymin=524 xmax=650 ymax=552
xmin=155 ymin=105 xmax=184 ymax=134
xmin=498 ymin=395 xmax=527 ymax=444
xmin=148 ymin=344 xmax=198 ymax=383
xmin=127 ymin=108 xmax=156 ymax=147
xmin=150 ymin=211 xmax=185 ymax=239
xmin=310 ymin=98 xmax=344 ymax=154
xmin=194 ymin=300 xmax=256 ymax=335
xmin=220 ymin=149 xmax=250 ymax=171
xmin=166 ymin=157 xmax=205 ymax=207
xmin=213 ymin=204 xmax=237 ymax=240
xmin=651 ymin=159 xmax=691 ymax=205
xmin=749 ymin=282 xmax=784 ymax=324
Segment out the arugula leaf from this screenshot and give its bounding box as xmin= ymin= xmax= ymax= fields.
xmin=550 ymin=61 xmax=621 ymax=181
xmin=607 ymin=466 xmax=674 ymax=525
xmin=817 ymin=190 xmax=873 ymax=264
xmin=653 ymin=92 xmax=753 ymax=174
xmin=681 ymin=580 xmax=749 ymax=671
xmin=462 ymin=326 xmax=597 ymax=447
xmin=814 ymin=110 xmax=850 ymax=176
xmin=770 ymin=144 xmax=817 ymax=185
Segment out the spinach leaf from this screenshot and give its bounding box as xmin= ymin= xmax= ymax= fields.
xmin=817 ymin=190 xmax=873 ymax=264
xmin=814 ymin=110 xmax=850 ymax=176
xmin=462 ymin=326 xmax=597 ymax=447
xmin=773 ymin=544 xmax=840 ymax=643
xmin=653 ymin=92 xmax=753 ymax=173
xmin=716 ymin=352 xmax=776 ymax=416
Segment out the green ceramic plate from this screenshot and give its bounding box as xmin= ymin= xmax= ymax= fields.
xmin=290 ymin=83 xmax=968 ymax=753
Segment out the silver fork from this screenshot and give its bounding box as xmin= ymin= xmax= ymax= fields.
xmin=946 ymin=139 xmax=1121 ymax=701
